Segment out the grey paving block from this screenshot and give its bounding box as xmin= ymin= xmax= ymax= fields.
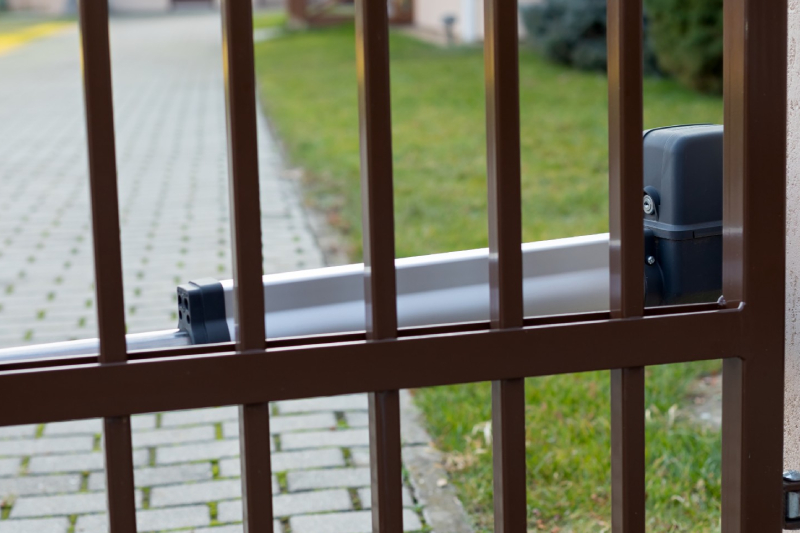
xmin=357 ymin=486 xmax=415 ymax=508
xmin=131 ymin=425 xmax=215 ymax=448
xmin=88 ymin=462 xmax=213 ymax=491
xmin=222 ymin=412 xmax=337 ymax=439
xmin=44 ymin=417 xmax=152 ymax=437
xmin=149 ymin=478 xmax=242 ymax=507
xmin=280 ymin=429 xmax=369 ymax=451
xmin=28 ymin=449 xmax=149 ymax=474
xmin=276 ymin=395 xmax=368 ymax=414
xmin=11 ymin=492 xmax=109 ymax=517
xmin=0 ymin=517 xmax=70 ymax=533
xmin=217 ymin=488 xmax=351 ymax=521
xmin=287 ymin=467 xmax=370 ymax=492
xmin=192 ymin=523 xmax=282 ymax=533
xmin=160 ymin=406 xmax=240 ymax=427
xmin=350 ymin=448 xmax=370 ymax=467
xmin=0 ymin=425 xmax=38 ymax=439
xmin=74 ymin=505 xmax=210 ymax=533
xmin=290 ymin=509 xmax=423 ymax=533
xmin=0 ymin=474 xmax=81 ymax=498
xmin=0 ymin=436 xmax=93 ymax=457
xmin=157 ymin=439 xmax=245 ymax=465
xmin=221 ymin=448 xmax=345 ymax=476
xmin=131 ymin=415 xmax=157 ymax=431
xmin=45 ymin=419 xmax=101 ymax=436
xmin=0 ymin=457 xmax=20 ymax=477
xmin=344 ymin=412 xmax=368 ymax=428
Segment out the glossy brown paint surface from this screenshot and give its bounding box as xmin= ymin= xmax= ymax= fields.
xmin=221 ymin=0 xmax=273 ymax=530
xmin=78 ymin=1 xmax=137 ymax=530
xmin=6 ymin=1 xmax=787 ymax=531
xmin=606 ymin=0 xmax=645 ymax=531
xmin=483 ymin=0 xmax=526 ymax=528
xmin=354 ymin=0 xmax=403 ymax=529
xmin=721 ymin=0 xmax=787 ymax=531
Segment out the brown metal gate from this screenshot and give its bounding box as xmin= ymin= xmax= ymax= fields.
xmin=0 ymin=0 xmax=787 ymax=532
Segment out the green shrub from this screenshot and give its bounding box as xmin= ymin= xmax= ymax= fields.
xmin=520 ymin=0 xmax=660 ymax=75
xmin=645 ymin=0 xmax=723 ymax=94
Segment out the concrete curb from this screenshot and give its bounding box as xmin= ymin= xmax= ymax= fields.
xmin=400 ymin=390 xmax=474 ymax=533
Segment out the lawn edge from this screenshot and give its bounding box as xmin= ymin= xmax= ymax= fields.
xmin=400 ymin=390 xmax=475 ymax=533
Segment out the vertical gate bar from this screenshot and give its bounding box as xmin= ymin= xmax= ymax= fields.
xmin=353 ymin=0 xmax=402 ymax=531
xmin=483 ymin=0 xmax=525 ymax=529
xmin=220 ymin=1 xmax=271 ymax=532
xmin=610 ymin=367 xmax=645 ymax=533
xmin=607 ymin=0 xmax=644 ymax=531
xmin=720 ymin=0 xmax=786 ymax=531
xmin=78 ymin=1 xmax=136 ymax=531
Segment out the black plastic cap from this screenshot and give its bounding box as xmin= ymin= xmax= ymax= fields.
xmin=177 ymin=278 xmax=231 ymax=345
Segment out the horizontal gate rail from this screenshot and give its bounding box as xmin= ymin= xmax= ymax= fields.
xmin=0 ymin=307 xmax=741 ymax=425
xmin=0 ymin=0 xmax=787 ymax=530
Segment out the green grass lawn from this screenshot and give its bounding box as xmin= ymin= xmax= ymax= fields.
xmin=253 ymin=19 xmax=725 ymax=532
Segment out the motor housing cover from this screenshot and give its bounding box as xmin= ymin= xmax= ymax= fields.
xmin=642 ymin=124 xmax=723 ymax=306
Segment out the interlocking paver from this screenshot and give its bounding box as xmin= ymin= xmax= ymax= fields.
xmin=157 ymin=439 xmax=247 ymax=465
xmin=131 ymin=425 xmax=215 ymax=448
xmin=217 ymin=488 xmax=352 ymax=522
xmin=27 ymin=449 xmax=149 ymax=474
xmin=357 ymin=487 xmax=415 ymax=508
xmin=149 ymin=478 xmax=243 ymax=507
xmin=222 ymin=412 xmax=337 ymax=438
xmin=276 ymin=395 xmax=368 ymax=414
xmin=350 ymin=448 xmax=371 ymax=467
xmin=344 ymin=412 xmax=369 ymax=428
xmin=290 ymin=509 xmax=423 ymax=533
xmin=0 ymin=458 xmax=20 ymax=477
xmin=0 ymin=425 xmax=37 ymax=439
xmin=0 ymin=436 xmax=93 ymax=457
xmin=12 ymin=492 xmax=109 ymax=517
xmin=0 ymin=517 xmax=70 ymax=533
xmin=0 ymin=474 xmax=81 ymax=498
xmin=220 ymin=448 xmax=345 ymax=476
xmin=74 ymin=505 xmax=210 ymax=533
xmin=280 ymin=428 xmax=369 ymax=450
xmin=193 ymin=523 xmax=282 ymax=533
xmin=44 ymin=416 xmax=155 ymax=436
xmin=161 ymin=406 xmax=240 ymax=427
xmin=88 ymin=462 xmax=213 ymax=491
xmin=44 ymin=419 xmax=102 ymax=436
xmin=287 ymin=467 xmax=370 ymax=492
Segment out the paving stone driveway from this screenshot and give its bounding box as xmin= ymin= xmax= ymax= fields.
xmin=0 ymin=12 xmax=440 ymax=533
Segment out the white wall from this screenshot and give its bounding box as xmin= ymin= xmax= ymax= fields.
xmin=109 ymin=0 xmax=171 ymax=12
xmin=786 ymin=0 xmax=800 ymax=490
xmin=412 ymin=0 xmax=538 ymax=43
xmin=6 ymin=0 xmax=68 ymax=14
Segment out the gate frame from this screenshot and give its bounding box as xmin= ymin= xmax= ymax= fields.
xmin=0 ymin=0 xmax=787 ymax=532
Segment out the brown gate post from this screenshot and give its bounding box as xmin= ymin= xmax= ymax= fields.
xmin=720 ymin=0 xmax=787 ymax=531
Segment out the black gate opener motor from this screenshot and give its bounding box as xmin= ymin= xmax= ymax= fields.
xmin=643 ymin=124 xmax=723 ymax=307
xmin=174 ymin=124 xmax=725 ymax=343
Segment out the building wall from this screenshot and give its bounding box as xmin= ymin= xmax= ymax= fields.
xmin=411 ymin=0 xmax=539 ymax=44
xmin=110 ymin=0 xmax=171 ymax=12
xmin=7 ymin=0 xmax=68 ymax=14
xmin=786 ymin=0 xmax=800 ymax=492
xmin=5 ymin=0 xmax=238 ymax=14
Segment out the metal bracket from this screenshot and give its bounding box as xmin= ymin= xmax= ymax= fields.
xmin=785 ymin=470 xmax=800 ymax=529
